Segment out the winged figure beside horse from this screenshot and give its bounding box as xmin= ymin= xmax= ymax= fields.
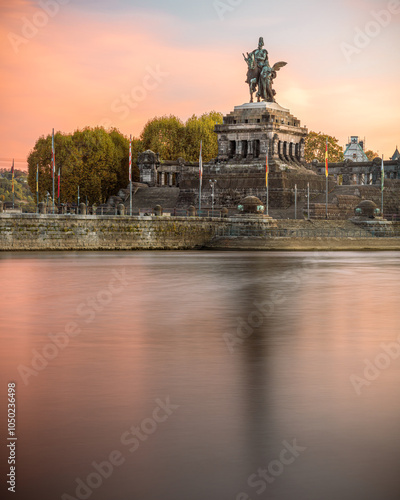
xmin=243 ymin=37 xmax=287 ymax=103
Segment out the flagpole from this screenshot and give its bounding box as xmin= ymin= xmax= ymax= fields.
xmin=295 ymin=184 xmax=297 ymax=219
xmin=12 ymin=159 xmax=14 ymax=209
xmin=36 ymin=164 xmax=39 ymax=213
xmin=381 ymin=154 xmax=384 ymax=217
xmin=326 ymin=176 xmax=328 ymax=219
xmin=199 ymin=181 xmax=202 ymax=215
xmin=307 ymin=182 xmax=310 ymax=220
xmin=199 ymin=140 xmax=203 ymax=215
xmin=58 ymin=168 xmax=61 ymax=210
xmin=266 ymin=142 xmax=269 ymax=217
xmin=325 ymin=140 xmax=328 ymax=220
xmin=52 ymin=128 xmax=55 ymax=214
xmin=129 ymin=135 xmax=132 ymax=216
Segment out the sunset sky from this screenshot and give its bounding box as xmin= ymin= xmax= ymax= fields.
xmin=1 ymin=0 xmax=399 ymax=171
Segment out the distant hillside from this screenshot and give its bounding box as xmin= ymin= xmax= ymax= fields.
xmin=0 ymin=169 xmax=36 ymax=212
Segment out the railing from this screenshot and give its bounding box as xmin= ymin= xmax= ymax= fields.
xmin=1 ymin=208 xmax=227 ymax=218
xmin=137 ymin=208 xmax=226 ymax=218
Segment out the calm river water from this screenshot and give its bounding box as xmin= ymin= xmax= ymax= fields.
xmin=1 ymin=251 xmax=400 ymax=500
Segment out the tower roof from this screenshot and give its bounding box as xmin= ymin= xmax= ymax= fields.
xmin=344 ymin=136 xmax=368 ymax=162
xmin=391 ymin=146 xmax=399 ymax=161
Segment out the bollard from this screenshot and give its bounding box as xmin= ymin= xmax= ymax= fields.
xmin=118 ymin=203 xmax=126 ymax=216
xmin=154 ymin=205 xmax=163 ymax=217
xmin=0 ymin=201 xmax=3 ymax=213
xmin=38 ymin=202 xmax=47 ymax=214
xmin=188 ymin=205 xmax=196 ymax=217
xmin=92 ymin=204 xmax=97 ymax=216
xmin=79 ymin=203 xmax=87 ymax=215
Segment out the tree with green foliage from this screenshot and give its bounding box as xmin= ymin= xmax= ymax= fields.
xmin=27 ymin=128 xmax=139 ymax=205
xmin=0 ymin=169 xmax=35 ymax=211
xmin=140 ymin=115 xmax=185 ymax=160
xmin=305 ymin=131 xmax=344 ymax=163
xmin=25 ymin=110 xmax=226 ymax=207
xmin=109 ymin=128 xmax=140 ymax=188
xmin=71 ymin=127 xmax=119 ymax=204
xmin=140 ymin=111 xmax=223 ymax=163
xmin=184 ymin=111 xmax=223 ymax=163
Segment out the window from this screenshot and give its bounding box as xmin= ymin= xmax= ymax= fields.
xmin=229 ymin=141 xmax=236 ymax=158
xmin=241 ymin=140 xmax=248 ymax=158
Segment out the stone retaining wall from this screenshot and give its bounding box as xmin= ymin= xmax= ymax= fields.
xmin=0 ymin=214 xmax=224 ymax=251
xmin=1 ymin=214 xmax=399 ymax=251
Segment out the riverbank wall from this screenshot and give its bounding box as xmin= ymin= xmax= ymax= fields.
xmin=0 ymin=214 xmax=226 ymax=251
xmin=1 ymin=214 xmax=400 ymax=251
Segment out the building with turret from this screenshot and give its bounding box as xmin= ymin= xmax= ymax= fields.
xmin=391 ymin=146 xmax=399 ymax=161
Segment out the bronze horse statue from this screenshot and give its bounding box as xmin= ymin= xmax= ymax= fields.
xmin=243 ymin=52 xmax=259 ymax=103
xmin=243 ymin=52 xmax=287 ymax=103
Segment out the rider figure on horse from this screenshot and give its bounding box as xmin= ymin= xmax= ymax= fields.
xmin=252 ymin=37 xmax=274 ymax=102
xmin=251 ymin=37 xmax=270 ymax=73
xmin=243 ymin=37 xmax=286 ymax=103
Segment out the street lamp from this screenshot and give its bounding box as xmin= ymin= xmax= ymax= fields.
xmin=209 ymin=179 xmax=217 ymax=217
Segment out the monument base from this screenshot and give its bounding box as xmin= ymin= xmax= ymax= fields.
xmin=215 ymin=100 xmax=307 ymax=165
xmin=234 ymin=101 xmax=290 ymax=113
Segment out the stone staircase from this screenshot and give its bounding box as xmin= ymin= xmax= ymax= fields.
xmin=130 ymin=186 xmax=180 ymax=210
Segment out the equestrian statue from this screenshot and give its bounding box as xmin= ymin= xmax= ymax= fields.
xmin=243 ymin=37 xmax=287 ymax=103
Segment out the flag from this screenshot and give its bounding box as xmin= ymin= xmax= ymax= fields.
xmin=325 ymin=140 xmax=328 ymax=177
xmin=381 ymin=156 xmax=384 ymax=192
xmin=265 ymin=149 xmax=269 ymax=187
xmin=36 ymin=164 xmax=39 ymax=193
xmin=57 ymin=168 xmax=61 ymax=199
xmin=199 ymin=140 xmax=203 ymax=186
xmin=129 ymin=135 xmax=132 ymax=182
xmin=52 ymin=128 xmax=55 ymax=179
xmin=11 ymin=159 xmax=15 ymax=193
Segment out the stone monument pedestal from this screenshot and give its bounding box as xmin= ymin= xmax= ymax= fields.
xmin=215 ymin=101 xmax=307 ymax=166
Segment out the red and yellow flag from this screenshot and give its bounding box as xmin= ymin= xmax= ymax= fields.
xmin=325 ymin=140 xmax=328 ymax=177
